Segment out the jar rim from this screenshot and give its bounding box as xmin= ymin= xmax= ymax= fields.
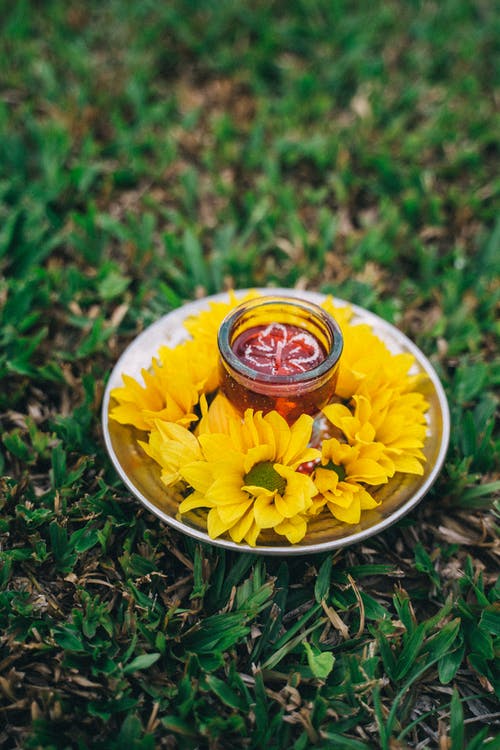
xmin=217 ymin=295 xmax=344 ymax=386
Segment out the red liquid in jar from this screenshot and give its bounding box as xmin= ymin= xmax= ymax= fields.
xmin=232 ymin=323 xmax=326 ymax=376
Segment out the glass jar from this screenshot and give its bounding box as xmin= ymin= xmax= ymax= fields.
xmin=217 ymin=295 xmax=343 ymax=424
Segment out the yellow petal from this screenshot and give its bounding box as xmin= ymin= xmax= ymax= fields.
xmin=216 ymin=499 xmax=254 ymax=525
xmin=207 ymin=471 xmax=248 ymax=504
xmin=390 ymin=455 xmax=425 ymax=475
xmin=322 ymin=402 xmax=351 ymax=427
xmin=273 ymin=467 xmax=313 ymax=517
xmin=197 ymin=394 xmax=242 ymax=436
xmin=281 ymin=413 xmax=314 ymax=466
xmin=326 ymin=498 xmax=361 ymax=524
xmin=207 ymin=508 xmax=232 ymax=538
xmin=359 ymin=488 xmax=380 ymax=510
xmin=253 ymin=494 xmax=284 ymax=529
xmin=179 ymin=491 xmax=214 ymax=513
xmin=346 ymin=458 xmax=390 ymax=485
xmin=263 ymin=410 xmax=290 ymax=458
xmin=109 ymin=403 xmax=151 ymax=431
xmin=243 ymin=521 xmax=261 ymax=547
xmin=324 ymin=484 xmax=356 ymax=509
xmin=274 ymin=516 xmax=308 ymax=544
xmin=199 ymin=433 xmax=239 ymax=462
xmin=313 ymin=466 xmax=339 ymax=495
xmin=180 ymin=461 xmax=214 ymax=493
xmin=242 ymin=484 xmax=275 ymax=498
xmin=228 ymin=508 xmax=255 ymax=543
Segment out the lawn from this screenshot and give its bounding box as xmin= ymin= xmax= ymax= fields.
xmin=1 ymin=1 xmax=499 ymax=748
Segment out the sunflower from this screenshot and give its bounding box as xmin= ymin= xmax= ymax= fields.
xmin=157 ymin=337 xmax=220 ymax=396
xmin=109 ymin=334 xmax=220 ymax=432
xmin=331 ymin=318 xmax=423 ymax=401
xmin=312 ymin=437 xmax=386 ymax=524
xmin=178 ymin=407 xmax=320 ymax=545
xmin=323 ymin=390 xmax=428 ymax=475
xmin=109 ymin=356 xmax=201 ymax=432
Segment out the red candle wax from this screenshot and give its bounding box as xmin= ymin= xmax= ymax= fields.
xmin=218 ymin=297 xmax=343 ymax=424
xmin=232 ymin=323 xmax=327 ymax=376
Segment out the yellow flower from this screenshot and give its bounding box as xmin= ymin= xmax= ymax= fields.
xmin=323 ymin=391 xmax=428 ymax=475
xmin=322 ymin=297 xmax=427 ymax=402
xmin=178 ymin=409 xmax=320 ymax=545
xmin=157 ymin=337 xmax=220 ymax=395
xmin=109 ymin=357 xmax=201 ymax=432
xmin=312 ymin=438 xmax=383 ymax=524
xmin=331 ymin=318 xmax=420 ymax=400
xmin=110 ymin=334 xmax=225 ymax=432
xmin=139 ymin=420 xmax=203 ymax=486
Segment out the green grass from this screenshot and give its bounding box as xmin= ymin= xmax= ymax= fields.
xmin=1 ymin=1 xmax=499 ymax=747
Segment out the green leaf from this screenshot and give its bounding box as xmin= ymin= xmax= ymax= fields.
xmin=464 ymin=480 xmax=500 ymax=499
xmin=271 ymin=603 xmax=322 ymax=653
xmin=438 ymin=640 xmax=465 ymax=684
xmin=394 ymin=623 xmax=426 ymax=680
xmin=0 ymin=207 xmax=23 ymax=258
xmin=204 ymin=674 xmax=247 ymax=711
xmin=292 ymin=732 xmax=310 ymax=750
xmin=183 ymin=612 xmax=250 ymax=653
xmin=320 ymin=732 xmax=372 ymax=750
xmin=183 ymin=228 xmax=208 ymax=289
xmin=98 ymin=268 xmax=130 ymax=301
xmin=118 ymin=714 xmax=142 ymax=744
xmin=466 ymin=728 xmax=498 ymax=750
xmin=457 ymin=480 xmax=500 ymax=508
xmin=190 ymin=544 xmax=209 ymax=599
xmin=450 ymin=687 xmax=464 ymax=750
xmin=414 ymin=543 xmax=440 ymax=587
xmin=465 ymin=623 xmax=494 ymax=659
xmin=53 ymin=626 xmax=85 ymax=652
xmin=384 ymin=619 xmax=461 ymax=740
xmin=479 ymin=606 xmax=500 ymax=636
xmin=347 ymin=564 xmax=396 ymax=577
xmin=70 ymin=525 xmax=99 ymax=554
xmin=377 ymin=632 xmax=397 ymax=681
xmin=88 ymin=695 xmax=138 ymax=719
xmin=49 ymin=521 xmax=77 ymax=573
xmin=359 ymin=592 xmax=390 ymax=621
xmin=2 ymin=431 xmax=33 ymax=462
xmin=425 ymin=619 xmax=461 ymax=660
xmin=314 ymin=555 xmax=332 ymax=603
xmin=261 ymin=615 xmax=325 ymax=671
xmin=123 ymin=653 xmax=161 ymax=674
xmin=50 ymin=443 xmax=67 ymax=489
xmin=161 ymin=716 xmax=197 ymax=737
xmin=454 ymin=362 xmax=489 ymax=404
xmin=303 ymin=641 xmax=335 ymax=680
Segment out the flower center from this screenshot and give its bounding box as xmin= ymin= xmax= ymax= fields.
xmin=244 ymin=461 xmax=286 ymax=494
xmin=323 ymin=460 xmax=347 ymax=481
